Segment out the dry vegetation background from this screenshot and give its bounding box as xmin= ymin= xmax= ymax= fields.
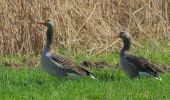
xmin=0 ymin=0 xmax=170 ymax=55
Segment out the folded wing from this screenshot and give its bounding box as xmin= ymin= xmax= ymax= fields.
xmin=48 ymin=53 xmax=93 ymax=77
xmin=125 ymin=54 xmax=162 ymax=77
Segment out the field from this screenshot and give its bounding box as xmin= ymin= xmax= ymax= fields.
xmin=0 ymin=0 xmax=170 ymax=99
xmin=0 ymin=45 xmax=170 ymax=100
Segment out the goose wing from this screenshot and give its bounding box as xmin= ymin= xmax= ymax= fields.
xmin=47 ymin=53 xmax=93 ymax=77
xmin=125 ymin=54 xmax=162 ymax=76
xmin=123 ymin=58 xmax=139 ymax=78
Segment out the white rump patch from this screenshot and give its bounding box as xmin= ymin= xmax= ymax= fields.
xmin=155 ymin=77 xmax=162 ymax=80
xmin=139 ymin=72 xmax=151 ymax=76
xmin=67 ymin=73 xmax=81 ymax=79
xmin=139 ymin=72 xmax=162 ymax=80
xmin=90 ymin=75 xmax=96 ymax=79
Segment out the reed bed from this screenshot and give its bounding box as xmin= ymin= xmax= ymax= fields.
xmin=0 ymin=0 xmax=170 ymax=55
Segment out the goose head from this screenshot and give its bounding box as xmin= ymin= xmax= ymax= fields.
xmin=37 ymin=19 xmax=54 ymax=28
xmin=116 ymin=31 xmax=130 ymax=40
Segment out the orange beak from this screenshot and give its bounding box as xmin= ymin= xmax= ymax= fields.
xmin=37 ymin=20 xmax=46 ymax=25
xmin=114 ymin=34 xmax=120 ymax=38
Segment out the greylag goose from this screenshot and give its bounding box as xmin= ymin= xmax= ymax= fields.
xmin=37 ymin=19 xmax=95 ymax=79
xmin=116 ymin=31 xmax=162 ymax=80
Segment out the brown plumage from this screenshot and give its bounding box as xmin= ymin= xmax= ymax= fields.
xmin=117 ymin=31 xmax=162 ymax=80
xmin=125 ymin=54 xmax=163 ymax=76
xmin=50 ymin=54 xmax=92 ymax=76
xmin=38 ymin=20 xmax=95 ymax=79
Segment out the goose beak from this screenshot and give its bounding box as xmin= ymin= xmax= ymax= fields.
xmin=37 ymin=20 xmax=46 ymax=25
xmin=114 ymin=34 xmax=120 ymax=38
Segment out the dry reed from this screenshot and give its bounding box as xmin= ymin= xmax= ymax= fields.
xmin=0 ymin=0 xmax=170 ymax=55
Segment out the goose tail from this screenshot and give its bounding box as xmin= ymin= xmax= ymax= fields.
xmin=90 ymin=74 xmax=96 ymax=79
xmin=155 ymin=76 xmax=162 ymax=80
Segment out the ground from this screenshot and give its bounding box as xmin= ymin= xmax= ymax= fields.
xmin=0 ymin=45 xmax=170 ymax=100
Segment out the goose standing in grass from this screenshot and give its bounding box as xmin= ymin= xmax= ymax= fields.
xmin=37 ymin=20 xmax=95 ymax=79
xmin=116 ymin=31 xmax=162 ymax=80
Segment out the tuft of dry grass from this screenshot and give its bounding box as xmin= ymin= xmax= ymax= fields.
xmin=0 ymin=0 xmax=170 ymax=55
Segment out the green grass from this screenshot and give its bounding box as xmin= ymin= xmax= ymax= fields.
xmin=0 ymin=44 xmax=170 ymax=100
xmin=0 ymin=67 xmax=170 ymax=100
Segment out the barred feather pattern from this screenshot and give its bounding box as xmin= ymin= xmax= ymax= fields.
xmin=50 ymin=54 xmax=92 ymax=76
xmin=125 ymin=54 xmax=162 ymax=77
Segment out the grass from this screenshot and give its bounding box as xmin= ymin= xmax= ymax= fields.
xmin=0 ymin=66 xmax=170 ymax=100
xmin=0 ymin=45 xmax=170 ymax=100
